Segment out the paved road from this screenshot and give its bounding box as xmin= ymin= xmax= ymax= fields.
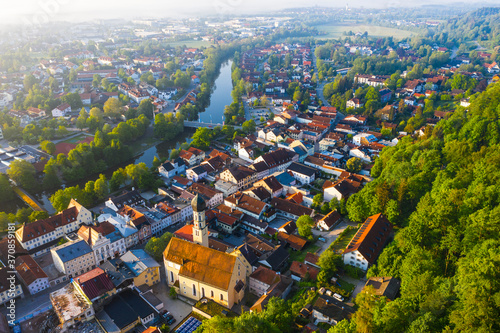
xmin=312 ymin=46 xmax=332 ymax=107
xmin=313 ymin=220 xmax=352 ymax=255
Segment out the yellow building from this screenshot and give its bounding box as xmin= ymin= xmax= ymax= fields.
xmin=163 ymin=195 xmax=251 ymax=308
xmin=120 ymin=249 xmax=160 ymax=287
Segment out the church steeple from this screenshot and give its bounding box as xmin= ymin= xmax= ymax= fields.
xmin=192 ymin=194 xmax=208 ymax=247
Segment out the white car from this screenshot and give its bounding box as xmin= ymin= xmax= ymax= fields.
xmin=333 ymin=293 xmax=344 ymax=302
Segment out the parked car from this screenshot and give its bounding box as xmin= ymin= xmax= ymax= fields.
xmin=318 ymin=237 xmax=326 ymax=242
xmin=333 ymin=293 xmax=344 ymax=302
xmin=160 ymin=310 xmax=176 ymax=325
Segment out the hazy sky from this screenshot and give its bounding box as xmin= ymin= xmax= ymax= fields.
xmin=1 ymin=0 xmax=492 ymax=26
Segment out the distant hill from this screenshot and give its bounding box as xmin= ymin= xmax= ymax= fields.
xmin=441 ymin=7 xmax=500 ymax=43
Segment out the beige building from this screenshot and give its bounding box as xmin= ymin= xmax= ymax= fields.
xmin=163 ymin=195 xmax=251 ymax=308
xmin=16 ymin=199 xmax=92 ymax=256
xmin=51 ymin=240 xmax=96 ymax=279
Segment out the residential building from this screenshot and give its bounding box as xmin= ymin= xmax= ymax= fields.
xmin=15 ymin=255 xmax=49 ymax=295
xmin=105 ymin=190 xmax=145 ymax=212
xmin=51 ymin=103 xmax=71 ymax=117
xmin=0 ymin=268 xmax=24 ymax=305
xmin=312 ymin=295 xmax=354 ymax=325
xmin=120 ymin=250 xmax=161 ymax=287
xmin=220 ymin=166 xmax=256 ymax=191
xmin=270 ymin=197 xmax=314 ymax=220
xmin=287 ymin=162 xmax=317 ymax=184
xmin=15 ymin=199 xmax=92 ymax=255
xmin=74 ymin=267 xmax=116 ymax=302
xmin=188 ymin=183 xmax=224 ymax=209
xmin=363 ymin=277 xmax=401 ymax=301
xmin=254 ymin=175 xmax=283 ymax=198
xmin=290 ymin=261 xmax=320 ymax=281
xmin=317 ymin=210 xmax=342 ymax=231
xmin=118 ymin=205 xmax=152 ymax=243
xmin=96 ymin=289 xmax=156 ymax=332
xmin=51 ymin=239 xmax=96 ymax=278
xmin=225 ymin=193 xmax=269 ymax=220
xmin=158 ymin=158 xmax=186 ymax=178
xmin=343 ymin=213 xmax=393 ymax=271
xmin=187 ymin=165 xmax=208 ymax=182
xmin=77 ymin=222 xmax=126 ymax=265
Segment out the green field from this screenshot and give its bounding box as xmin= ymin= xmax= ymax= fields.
xmin=165 ymin=40 xmax=213 ymax=48
xmin=314 ymin=23 xmax=416 ymax=39
xmin=59 ymin=133 xmax=92 ymax=144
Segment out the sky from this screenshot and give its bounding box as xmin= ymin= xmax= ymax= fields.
xmin=1 ymin=0 xmax=493 ymax=26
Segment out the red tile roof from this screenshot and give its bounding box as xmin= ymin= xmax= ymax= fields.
xmin=75 ymin=267 xmax=115 ymax=300
xmin=15 ymin=255 xmax=47 ymax=286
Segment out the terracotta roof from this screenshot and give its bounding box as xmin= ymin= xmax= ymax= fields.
xmin=225 ymin=193 xmax=267 ymax=216
xmin=290 ymin=261 xmax=319 ymax=280
xmin=16 ymin=206 xmax=79 ymax=242
xmin=75 ymin=267 xmax=115 ymax=300
xmin=304 ymin=253 xmax=320 ymax=267
xmin=163 ymin=238 xmax=237 ymax=290
xmin=271 ymin=197 xmax=313 ymax=217
xmin=277 ymin=232 xmax=308 ymax=251
xmin=343 ymin=213 xmax=393 ymax=264
xmin=15 ymin=255 xmax=47 ymax=286
xmin=245 ymin=233 xmax=275 ymax=255
xmin=249 ymin=266 xmax=281 ymax=286
xmin=188 ymin=183 xmax=222 ymax=200
xmin=214 ymin=211 xmax=238 ymax=226
xmin=118 ymin=205 xmax=149 ymax=227
xmin=173 ymin=224 xmax=210 ymax=242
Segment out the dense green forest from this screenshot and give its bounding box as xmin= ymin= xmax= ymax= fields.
xmin=197 ymin=83 xmax=500 ymax=332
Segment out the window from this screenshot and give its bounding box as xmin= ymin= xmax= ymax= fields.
xmin=202 ymin=288 xmax=205 ymax=297
xmin=193 ymin=284 xmax=196 ymax=296
xmin=211 ymin=290 xmax=214 ymax=298
xmin=220 ymin=294 xmax=223 ymax=301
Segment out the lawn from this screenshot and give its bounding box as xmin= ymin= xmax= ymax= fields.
xmin=59 ymin=133 xmax=91 ymax=144
xmin=195 ymin=299 xmax=237 ymax=318
xmin=288 ymin=243 xmax=321 ymax=262
xmin=336 ymin=278 xmax=356 ymax=295
xmin=314 ymin=23 xmax=416 ymax=39
xmin=165 ymin=40 xmax=213 ymax=48
xmin=330 ymin=226 xmax=359 ymax=254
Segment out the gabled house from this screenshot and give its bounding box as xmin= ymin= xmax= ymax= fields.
xmin=106 ymin=190 xmax=144 ymax=212
xmin=312 ymin=295 xmax=355 ymax=325
xmin=158 ymin=158 xmax=186 ymax=179
xmin=317 ymin=210 xmax=342 ymax=231
xmin=15 ymin=255 xmax=49 ymax=295
xmin=343 ymin=213 xmax=393 ymax=271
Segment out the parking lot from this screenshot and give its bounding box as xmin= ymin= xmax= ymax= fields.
xmin=151 ymin=269 xmax=193 ymax=324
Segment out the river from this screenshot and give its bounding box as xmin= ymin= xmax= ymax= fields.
xmin=0 ymin=60 xmax=234 ymax=214
xmin=198 ymin=60 xmax=233 ymax=123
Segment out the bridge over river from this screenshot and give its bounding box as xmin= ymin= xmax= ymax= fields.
xmin=184 ymin=121 xmax=242 ymax=130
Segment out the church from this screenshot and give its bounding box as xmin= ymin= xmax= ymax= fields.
xmin=163 ymin=194 xmax=252 ymax=308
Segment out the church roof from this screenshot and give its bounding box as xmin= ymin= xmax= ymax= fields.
xmin=164 ymin=238 xmax=236 ymax=291
xmin=191 ymin=194 xmax=207 ymax=212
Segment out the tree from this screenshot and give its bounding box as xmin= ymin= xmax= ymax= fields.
xmin=61 ymin=92 xmax=83 ymax=109
xmin=145 ymin=232 xmax=173 ymax=261
xmin=110 ymin=168 xmax=126 ymax=192
xmin=94 ymin=174 xmax=108 ymax=199
xmin=0 ymin=174 xmax=15 ymax=202
xmin=40 ymin=140 xmax=56 ymax=155
xmin=296 ymin=215 xmax=314 ymax=239
xmin=89 ymin=107 xmax=103 ymax=121
xmin=313 ymin=193 xmax=324 ymax=207
xmin=7 ymin=160 xmax=37 ymax=190
xmin=137 ymin=99 xmax=154 ymax=119
xmin=346 ymin=157 xmax=363 ymax=173
xmin=169 ymin=148 xmax=180 ymax=160
xmin=29 ymin=211 xmax=49 ymax=222
xmin=241 ymin=119 xmax=256 ymax=134
xmin=103 ymin=98 xmax=123 ymax=117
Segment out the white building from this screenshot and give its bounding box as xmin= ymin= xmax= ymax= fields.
xmin=15 ymin=255 xmax=49 ymax=295
xmin=51 ymin=103 xmax=71 ymax=117
xmin=343 ymin=213 xmax=393 ymax=271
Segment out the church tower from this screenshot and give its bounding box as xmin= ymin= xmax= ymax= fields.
xmin=191 ymin=194 xmax=208 ymax=247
